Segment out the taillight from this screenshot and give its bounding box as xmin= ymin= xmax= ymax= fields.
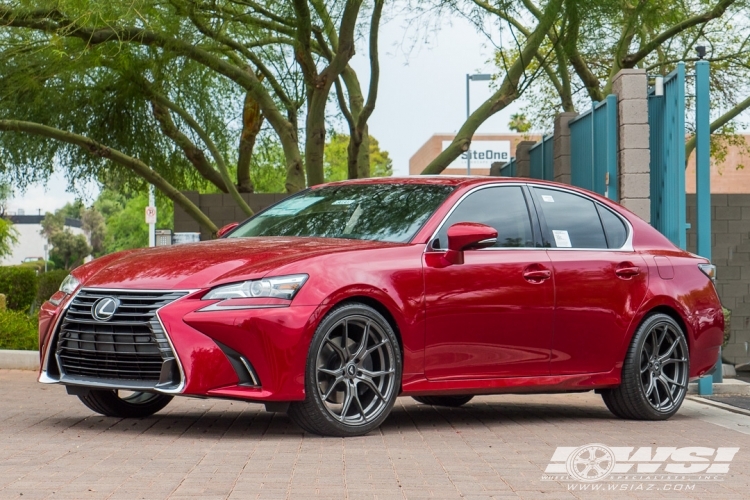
xmin=698 ymin=263 xmax=716 ymax=282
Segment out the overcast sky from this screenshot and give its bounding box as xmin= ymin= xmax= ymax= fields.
xmin=6 ymin=13 xmax=521 ymax=215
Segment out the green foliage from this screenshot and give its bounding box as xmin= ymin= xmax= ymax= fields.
xmin=81 ymin=207 xmax=107 ymax=256
xmin=41 ymin=207 xmax=92 ymax=270
xmin=0 ymin=217 xmax=18 ymax=259
xmin=508 ymin=113 xmax=532 ymax=133
xmin=723 ymin=307 xmax=732 ymax=347
xmin=36 ymin=269 xmax=69 ymax=306
xmin=0 ymin=310 xmax=38 ymax=350
xmin=17 ymin=260 xmax=55 ymax=273
xmin=248 ymin=135 xmax=288 ymax=193
xmin=94 ymin=189 xmax=174 ymax=253
xmin=0 ymin=266 xmax=37 ymax=311
xmin=324 ymin=134 xmax=393 ymax=182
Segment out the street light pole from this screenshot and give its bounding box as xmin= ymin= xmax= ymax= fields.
xmin=465 ymin=73 xmax=492 ymax=175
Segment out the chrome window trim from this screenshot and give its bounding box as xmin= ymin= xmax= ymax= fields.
xmin=424 ymin=182 xmax=530 ymax=253
xmin=41 ymin=287 xmax=197 ymax=395
xmin=424 ymin=182 xmax=634 ymax=254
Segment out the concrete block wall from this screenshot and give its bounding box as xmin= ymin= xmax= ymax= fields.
xmin=514 ymin=141 xmax=536 ymax=178
xmin=553 ymin=112 xmax=577 ymax=184
xmin=687 ymin=194 xmax=750 ymax=367
xmin=174 ymin=191 xmax=288 ymax=241
xmin=611 ymin=69 xmax=651 ymax=222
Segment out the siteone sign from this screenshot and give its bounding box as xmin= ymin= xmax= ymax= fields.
xmin=441 ymin=140 xmax=511 ymax=170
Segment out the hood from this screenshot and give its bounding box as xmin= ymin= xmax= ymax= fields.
xmin=80 ymin=237 xmax=398 ymax=290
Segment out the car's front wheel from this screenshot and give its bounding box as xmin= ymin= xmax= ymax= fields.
xmin=288 ymin=303 xmax=402 ymax=437
xmin=78 ymin=390 xmax=173 ymax=418
xmin=601 ymin=313 xmax=689 ymax=420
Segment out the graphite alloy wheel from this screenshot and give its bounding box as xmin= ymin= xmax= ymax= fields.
xmin=601 ymin=313 xmax=689 ymax=420
xmin=78 ymin=390 xmax=173 ymax=418
xmin=288 ymin=303 xmax=402 ymax=437
xmin=412 ymin=395 xmax=474 ymax=407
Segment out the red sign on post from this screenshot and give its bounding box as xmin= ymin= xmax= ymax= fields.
xmin=145 ymin=206 xmax=157 ymax=224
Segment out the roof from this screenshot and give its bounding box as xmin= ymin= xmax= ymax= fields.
xmin=7 ymin=215 xmax=83 ymax=228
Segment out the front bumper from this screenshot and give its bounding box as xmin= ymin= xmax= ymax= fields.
xmin=39 ymin=289 xmax=320 ymax=402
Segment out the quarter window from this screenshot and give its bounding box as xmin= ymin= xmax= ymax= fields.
xmin=436 ymin=186 xmax=534 ymax=249
xmin=533 ymin=187 xmax=607 ymax=249
xmin=597 ymin=205 xmax=628 ymax=248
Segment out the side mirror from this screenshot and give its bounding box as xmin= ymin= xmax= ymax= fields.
xmin=216 ymin=222 xmax=239 ymax=238
xmin=444 ymin=222 xmax=497 ymax=265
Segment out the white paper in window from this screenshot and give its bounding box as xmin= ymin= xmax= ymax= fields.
xmin=552 ymin=230 xmax=572 ymax=248
xmin=332 ymin=199 xmax=356 ymax=205
xmin=541 ymin=195 xmax=555 ymax=202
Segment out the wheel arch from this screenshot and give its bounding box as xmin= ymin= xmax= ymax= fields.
xmin=627 ymin=298 xmax=694 ymax=356
xmin=336 ymin=295 xmax=403 ymax=348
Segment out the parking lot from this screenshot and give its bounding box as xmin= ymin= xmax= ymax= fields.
xmin=2 ymin=369 xmax=750 ymax=499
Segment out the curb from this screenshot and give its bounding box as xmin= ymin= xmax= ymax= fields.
xmin=687 ymin=395 xmax=750 ymax=418
xmin=0 ymin=350 xmax=39 ymax=370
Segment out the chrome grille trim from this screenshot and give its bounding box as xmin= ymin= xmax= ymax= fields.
xmin=53 ymin=288 xmax=191 ymax=390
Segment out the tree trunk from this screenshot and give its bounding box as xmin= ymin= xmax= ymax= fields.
xmin=305 ymin=88 xmax=330 ymax=186
xmin=237 ymin=90 xmax=264 ymax=193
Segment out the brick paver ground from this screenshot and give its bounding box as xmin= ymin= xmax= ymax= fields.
xmin=3 ymin=369 xmax=750 ymax=499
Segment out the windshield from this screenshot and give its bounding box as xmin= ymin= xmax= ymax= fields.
xmin=228 ymin=183 xmax=454 ymax=243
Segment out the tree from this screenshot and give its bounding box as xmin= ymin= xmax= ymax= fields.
xmin=81 ymin=208 xmax=107 ymax=257
xmin=0 ymin=182 xmax=18 ymax=259
xmin=0 ymin=0 xmax=388 ymax=233
xmin=419 ymin=0 xmax=565 ymax=174
xmin=473 ymin=0 xmax=750 ymax=162
xmin=324 ymin=133 xmax=393 ymax=182
xmin=94 ymin=189 xmax=174 ymax=254
xmin=41 ymin=206 xmax=92 ymax=269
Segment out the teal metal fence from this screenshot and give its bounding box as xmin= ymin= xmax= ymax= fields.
xmin=649 ymin=62 xmax=686 ymax=249
xmin=568 ymin=95 xmax=619 ymax=201
xmin=528 ymin=134 xmax=553 ymax=180
xmin=499 ymin=157 xmax=516 ymax=177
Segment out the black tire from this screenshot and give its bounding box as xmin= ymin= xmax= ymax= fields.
xmin=412 ymin=395 xmax=474 ymax=407
xmin=288 ymin=303 xmax=402 ymax=437
xmin=601 ymin=313 xmax=689 ymax=420
xmin=78 ymin=390 xmax=173 ymax=418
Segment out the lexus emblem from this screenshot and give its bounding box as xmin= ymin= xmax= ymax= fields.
xmin=92 ymin=297 xmax=119 ymax=322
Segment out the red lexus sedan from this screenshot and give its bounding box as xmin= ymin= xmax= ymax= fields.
xmin=38 ymin=177 xmax=724 ymax=436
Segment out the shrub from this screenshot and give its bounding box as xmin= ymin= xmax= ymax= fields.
xmin=36 ymin=270 xmax=69 ymax=305
xmin=0 ymin=267 xmax=38 ymax=311
xmin=18 ymin=260 xmax=55 ymax=273
xmin=0 ymin=310 xmax=38 ymax=350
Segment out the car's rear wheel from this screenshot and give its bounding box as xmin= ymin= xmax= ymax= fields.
xmin=601 ymin=313 xmax=689 ymax=420
xmin=78 ymin=390 xmax=173 ymax=418
xmin=288 ymin=303 xmax=402 ymax=437
xmin=412 ymin=395 xmax=474 ymax=407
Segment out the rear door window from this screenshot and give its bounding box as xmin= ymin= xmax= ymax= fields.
xmin=533 ymin=187 xmax=607 ymax=249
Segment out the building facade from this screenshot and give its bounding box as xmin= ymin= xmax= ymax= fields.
xmin=1 ymin=215 xmax=87 ymax=266
xmin=409 ymin=134 xmax=541 ymax=176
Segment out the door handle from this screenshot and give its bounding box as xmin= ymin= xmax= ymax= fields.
xmin=523 ymin=267 xmax=552 ymax=283
xmin=615 ymin=263 xmax=640 ymax=279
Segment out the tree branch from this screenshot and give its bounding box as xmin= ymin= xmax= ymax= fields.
xmin=685 ymin=93 xmax=750 ymax=159
xmin=622 ymin=0 xmax=737 ymax=68
xmin=0 ymin=119 xmax=217 ymax=232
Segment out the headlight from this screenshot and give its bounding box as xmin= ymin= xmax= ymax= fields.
xmin=59 ymin=275 xmax=81 ymax=295
xmin=49 ymin=274 xmax=81 ymax=305
xmin=203 ymin=274 xmax=308 ymax=301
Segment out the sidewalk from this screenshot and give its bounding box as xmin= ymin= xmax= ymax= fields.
xmin=2 ymin=369 xmax=750 ymax=499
